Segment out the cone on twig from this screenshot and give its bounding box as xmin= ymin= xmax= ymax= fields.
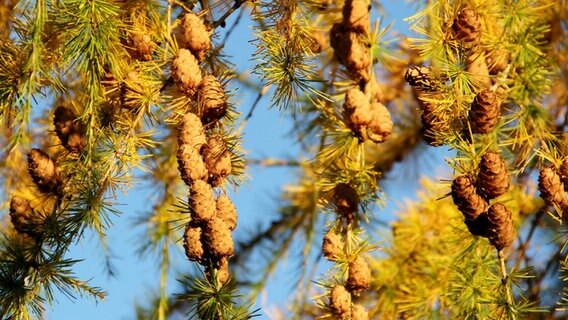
xmin=183 ymin=224 xmax=204 ymax=263
xmin=189 ymin=180 xmax=216 ymax=223
xmin=9 ymin=196 xmax=35 ymax=236
xmin=343 ymin=88 xmax=392 ymax=143
xmin=486 ymin=202 xmax=515 ymax=251
xmin=177 ymin=113 xmax=207 ymax=151
xmin=330 ymin=23 xmax=370 ymax=81
xmin=199 ymin=75 xmax=227 ymax=125
xmin=452 ymin=7 xmax=481 ymax=50
xmin=322 ymin=230 xmax=342 ymax=261
xmin=28 ymin=149 xmax=62 ymax=195
xmin=203 ymin=135 xmax=232 ymax=186
xmin=405 ymin=66 xmax=443 ymax=92
xmin=180 ymin=13 xmax=211 ymax=61
xmin=477 ymin=151 xmax=509 ymax=199
xmin=451 ymin=175 xmax=488 ymax=221
xmin=330 ymin=285 xmax=351 ymax=317
xmin=203 ymin=216 xmax=234 ymax=259
xmin=216 ymin=195 xmax=237 ymax=231
xmin=332 ymin=183 xmax=359 ymax=217
xmin=347 ymin=256 xmax=371 ymax=291
xmin=54 ymin=106 xmax=86 ymax=153
xmin=177 ymin=144 xmax=208 ymax=185
xmin=538 ymin=166 xmax=567 ymax=206
xmin=172 ymin=49 xmax=202 ymax=97
xmin=469 ymin=90 xmax=500 ymax=134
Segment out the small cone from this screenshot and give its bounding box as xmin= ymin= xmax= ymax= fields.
xmin=561 ymin=159 xmax=568 ymax=192
xmin=180 ymin=13 xmax=211 ymax=61
xmin=351 ymin=304 xmax=369 ymax=320
xmin=342 ymin=0 xmax=370 ymax=34
xmin=451 ymin=175 xmax=489 ymax=220
xmin=343 ymin=88 xmax=373 ymax=141
xmin=452 ymin=8 xmax=481 ymax=50
xmin=28 ymin=149 xmax=61 ymax=194
xmin=9 ymin=196 xmax=34 ymax=236
xmin=405 ymin=66 xmax=441 ymax=92
xmin=322 ymin=230 xmax=342 ymax=261
xmin=469 ymin=90 xmax=500 ymax=134
xmin=203 ymin=217 xmax=234 ymax=258
xmin=330 ymin=285 xmax=351 ymax=317
xmin=189 ymin=180 xmax=216 ymax=222
xmin=177 ymin=144 xmax=208 ymax=185
xmin=54 ymin=106 xmax=86 ymax=153
xmin=177 ymin=113 xmax=207 ymax=151
xmin=477 ymin=151 xmax=509 ymax=199
xmin=199 ymin=75 xmax=227 ymax=125
xmin=332 ymin=183 xmax=359 ymax=217
xmin=486 ymin=49 xmax=510 ymax=75
xmin=183 ymin=224 xmax=204 ymax=263
xmin=172 ymin=49 xmax=202 ymax=97
xmin=330 ymin=23 xmax=370 ymax=81
xmin=486 ymin=203 xmax=515 ymax=251
xmin=365 ymin=101 xmax=392 ymax=143
xmin=216 ymin=195 xmax=237 ymax=231
xmin=347 ymin=256 xmax=371 ymax=291
xmin=127 ymin=33 xmax=154 ymax=61
xmin=538 ymin=166 xmax=566 ymax=206
xmin=203 ymin=135 xmax=232 ymax=186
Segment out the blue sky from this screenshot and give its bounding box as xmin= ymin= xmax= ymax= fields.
xmin=45 ymin=1 xmax=451 ymax=319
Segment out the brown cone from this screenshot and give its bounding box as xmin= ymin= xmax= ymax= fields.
xmin=199 ymin=75 xmax=227 ymax=125
xmin=477 ymin=152 xmax=509 ymax=199
xmin=333 ymin=183 xmax=359 ymax=217
xmin=561 ymin=159 xmax=568 ymax=193
xmin=177 ymin=144 xmax=208 ymax=185
xmin=183 ymin=224 xmax=204 ymax=263
xmin=203 ymin=135 xmax=232 ymax=186
xmin=189 ymin=180 xmax=216 ymax=223
xmin=203 ymin=217 xmax=234 ymax=258
xmin=451 ymin=175 xmax=489 ymax=220
xmin=9 ymin=196 xmax=34 ymax=236
xmin=177 ymin=113 xmax=206 ymax=151
xmin=452 ymin=8 xmax=481 ymax=50
xmin=365 ymin=101 xmax=392 ymax=143
xmin=54 ymin=106 xmax=86 ymax=153
xmin=330 ymin=285 xmax=351 ymax=316
xmin=330 ymin=23 xmax=370 ymax=81
xmin=172 ymin=49 xmax=202 ymax=97
xmin=347 ymin=256 xmax=371 ymax=291
xmin=538 ymin=166 xmax=566 ymax=206
xmin=420 ymin=101 xmax=449 ymax=147
xmin=28 ymin=149 xmax=61 ymax=194
xmin=127 ymin=33 xmax=154 ymax=61
xmin=216 ymin=194 xmax=237 ymax=231
xmin=342 ymin=0 xmax=370 ymax=34
xmin=486 ymin=49 xmax=510 ymax=75
xmin=469 ymin=90 xmax=500 ymax=134
xmin=405 ymin=66 xmax=441 ymax=92
xmin=322 ymin=230 xmax=343 ymax=261
xmin=486 ymin=202 xmax=515 ymax=251
xmin=180 ymin=13 xmax=211 ymax=61
xmin=351 ymin=304 xmax=369 ymax=320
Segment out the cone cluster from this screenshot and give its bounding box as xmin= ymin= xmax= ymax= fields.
xmin=538 ymin=165 xmax=568 ymax=209
xmin=342 ymin=87 xmax=393 ymax=143
xmin=173 ymin=13 xmax=238 ymax=285
xmin=327 ymin=255 xmax=371 ymax=319
xmin=27 ymin=148 xmax=62 ymax=195
xmin=451 ymin=152 xmax=514 ymax=250
xmin=469 ymin=90 xmax=500 ymax=134
xmin=54 ymin=106 xmax=86 ymax=153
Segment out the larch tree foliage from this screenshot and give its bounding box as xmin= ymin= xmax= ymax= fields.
xmin=0 ymin=0 xmax=567 ymax=319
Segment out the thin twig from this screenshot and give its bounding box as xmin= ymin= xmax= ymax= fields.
xmin=212 ymin=0 xmax=247 ymax=29
xmin=246 ymin=158 xmax=301 ymax=167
